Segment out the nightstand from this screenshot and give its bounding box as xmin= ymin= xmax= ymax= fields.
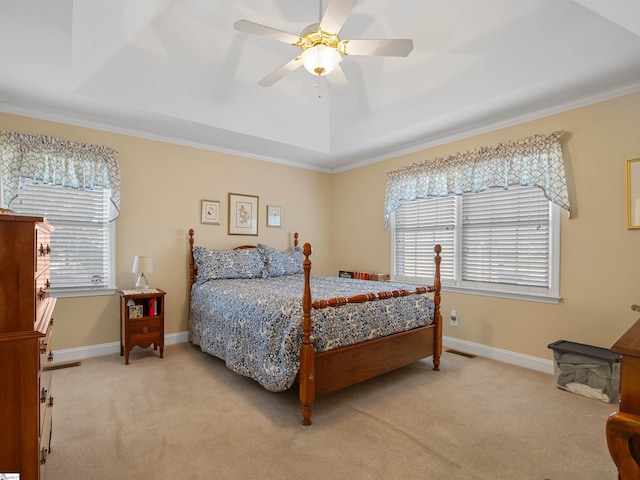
xmin=118 ymin=289 xmax=166 ymax=365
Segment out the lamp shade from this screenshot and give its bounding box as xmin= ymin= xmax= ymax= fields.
xmin=301 ymin=45 xmax=342 ymax=76
xmin=132 ymin=256 xmax=153 ymax=274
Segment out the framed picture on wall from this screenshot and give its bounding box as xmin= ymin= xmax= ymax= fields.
xmin=229 ymin=193 xmax=258 ymax=235
xmin=267 ymin=205 xmax=281 ymax=228
xmin=201 ymin=200 xmax=220 ymax=225
xmin=627 ymin=158 xmax=640 ymax=229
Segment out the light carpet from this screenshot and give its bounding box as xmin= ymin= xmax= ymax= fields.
xmin=46 ymin=343 xmax=618 ymax=479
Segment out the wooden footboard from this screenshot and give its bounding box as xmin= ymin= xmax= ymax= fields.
xmin=314 ymin=326 xmax=436 ymax=396
xmin=299 ymin=243 xmax=442 ymax=426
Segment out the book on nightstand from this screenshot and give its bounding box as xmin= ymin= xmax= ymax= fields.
xmin=148 ymin=297 xmax=158 ymax=316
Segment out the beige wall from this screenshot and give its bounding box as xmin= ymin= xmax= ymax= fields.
xmin=2 ymin=90 xmax=639 ymax=361
xmin=0 ymin=112 xmax=333 ymax=350
xmin=331 ymin=91 xmax=640 ymax=359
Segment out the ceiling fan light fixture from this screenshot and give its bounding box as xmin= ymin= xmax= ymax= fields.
xmin=301 ymin=44 xmax=342 ymax=76
xmin=234 ymin=0 xmax=413 ymax=87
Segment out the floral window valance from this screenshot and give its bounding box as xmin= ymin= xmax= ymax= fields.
xmin=384 ymin=131 xmax=570 ymax=227
xmin=0 ymin=131 xmax=120 ymax=220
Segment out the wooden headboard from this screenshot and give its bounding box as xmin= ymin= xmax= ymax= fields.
xmin=187 ymin=229 xmax=299 ymax=289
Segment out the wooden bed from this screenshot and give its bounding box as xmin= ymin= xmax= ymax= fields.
xmin=188 ymin=229 xmax=442 ymax=425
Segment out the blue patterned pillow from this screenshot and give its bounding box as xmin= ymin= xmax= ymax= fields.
xmin=193 ymin=246 xmax=266 ymax=282
xmin=257 ymin=244 xmax=303 ymax=277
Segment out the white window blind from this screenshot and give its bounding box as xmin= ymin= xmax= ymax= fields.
xmin=392 ymin=186 xmax=560 ymax=302
xmin=461 ymin=187 xmax=549 ymax=287
xmin=11 ymin=181 xmax=115 ymax=296
xmin=393 ymin=196 xmax=455 ymax=284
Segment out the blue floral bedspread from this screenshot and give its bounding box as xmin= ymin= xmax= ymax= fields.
xmin=189 ymin=274 xmax=435 ymax=392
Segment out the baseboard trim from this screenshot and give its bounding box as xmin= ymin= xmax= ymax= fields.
xmin=52 ymin=331 xmax=190 ymax=364
xmin=443 ymin=336 xmax=554 ymax=375
xmin=53 ymin=332 xmax=553 ymax=375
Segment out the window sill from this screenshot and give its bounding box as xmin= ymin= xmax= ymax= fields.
xmin=442 ymin=285 xmax=561 ymax=304
xmin=392 ymin=278 xmax=561 ymax=304
xmin=52 ymin=287 xmax=117 ymax=299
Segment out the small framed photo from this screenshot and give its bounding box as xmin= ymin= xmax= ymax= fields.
xmin=267 ymin=205 xmax=282 ymax=228
xmin=201 ymin=200 xmax=220 ymax=225
xmin=627 ymin=158 xmax=640 ymax=229
xmin=129 ymin=305 xmax=143 ymax=319
xmin=229 ymin=193 xmax=258 ymax=236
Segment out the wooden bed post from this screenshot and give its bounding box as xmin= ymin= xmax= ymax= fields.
xmin=432 ymin=244 xmax=442 ymax=371
xmin=188 ymin=229 xmax=195 ymax=289
xmin=300 ymin=242 xmax=316 ymax=426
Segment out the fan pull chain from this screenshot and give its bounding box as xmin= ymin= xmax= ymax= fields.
xmin=315 ymin=83 xmax=321 ymax=99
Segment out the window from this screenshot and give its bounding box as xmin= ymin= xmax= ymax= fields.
xmin=392 ymin=186 xmax=560 ymax=303
xmin=11 ymin=180 xmax=116 ymax=297
xmin=1 ymin=131 xmax=120 ymax=298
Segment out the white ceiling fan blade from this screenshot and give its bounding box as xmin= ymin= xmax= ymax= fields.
xmin=258 ymin=57 xmax=303 ymax=86
xmin=234 ymin=20 xmax=302 ymax=45
xmin=342 ymin=39 xmax=414 ymax=57
xmin=326 ymin=65 xmax=350 ymax=94
xmin=319 ymin=0 xmax=358 ymax=34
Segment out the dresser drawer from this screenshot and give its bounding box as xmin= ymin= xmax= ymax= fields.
xmin=129 ymin=317 xmax=162 ymax=341
xmin=39 ymin=317 xmax=53 ymax=435
xmin=39 ymin=394 xmax=53 ymax=478
xmin=39 ymin=318 xmax=53 ymax=366
xmin=35 ymin=226 xmax=51 ymax=274
xmin=39 ymin=370 xmax=53 ymax=435
xmin=35 ymin=270 xmax=52 ymax=326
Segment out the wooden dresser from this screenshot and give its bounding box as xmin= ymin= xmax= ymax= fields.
xmin=606 ymin=313 xmax=640 ymax=479
xmin=0 ymin=214 xmax=56 ymax=480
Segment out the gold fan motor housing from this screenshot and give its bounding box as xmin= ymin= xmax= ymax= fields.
xmin=295 ymin=28 xmax=349 ymax=56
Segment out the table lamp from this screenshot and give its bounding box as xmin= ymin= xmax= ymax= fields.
xmin=132 ymin=256 xmax=153 ymax=290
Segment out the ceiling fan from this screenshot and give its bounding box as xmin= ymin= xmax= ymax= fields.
xmin=234 ymin=0 xmax=413 ymax=92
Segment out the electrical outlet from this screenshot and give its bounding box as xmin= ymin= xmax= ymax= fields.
xmin=450 ymin=309 xmax=458 ymax=327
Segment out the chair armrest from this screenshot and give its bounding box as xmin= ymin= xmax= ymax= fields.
xmin=607 ymin=412 xmax=640 ymax=479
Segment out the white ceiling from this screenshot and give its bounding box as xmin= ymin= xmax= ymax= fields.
xmin=1 ymin=0 xmax=640 ymax=173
